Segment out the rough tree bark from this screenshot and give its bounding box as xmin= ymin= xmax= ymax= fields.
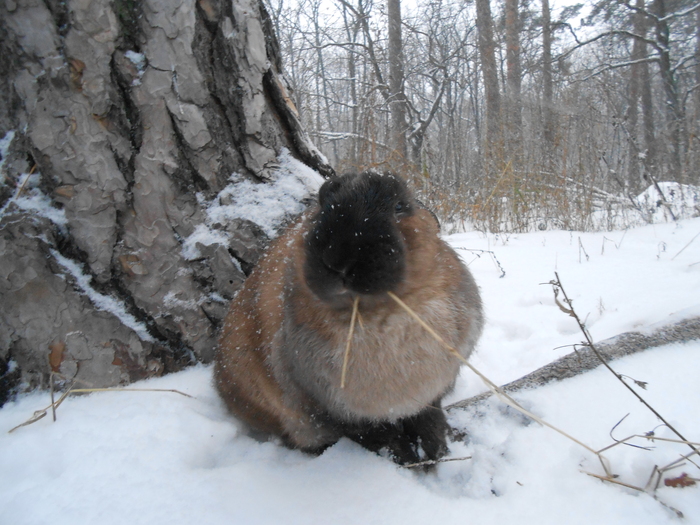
xmin=0 ymin=0 xmax=333 ymax=405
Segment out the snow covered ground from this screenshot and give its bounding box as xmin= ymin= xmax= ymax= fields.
xmin=1 ymin=218 xmax=699 ymax=524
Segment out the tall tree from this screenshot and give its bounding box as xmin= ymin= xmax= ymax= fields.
xmin=541 ymin=0 xmax=555 ymax=150
xmin=475 ymin=0 xmax=502 ymax=158
xmin=388 ymin=0 xmax=408 ymax=159
xmin=626 ymin=0 xmax=653 ymax=189
xmin=0 ymin=0 xmax=332 ymax=399
xmin=505 ymin=0 xmax=523 ymax=147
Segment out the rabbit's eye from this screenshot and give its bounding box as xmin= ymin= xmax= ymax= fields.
xmin=395 ymin=202 xmax=404 ymax=213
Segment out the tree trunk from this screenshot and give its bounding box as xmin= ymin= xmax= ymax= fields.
xmin=0 ymin=0 xmax=332 ymax=403
xmin=541 ymin=0 xmax=554 ymax=153
xmin=475 ymin=0 xmax=502 ymax=159
xmin=505 ymin=0 xmax=522 ymax=150
xmin=387 ymin=0 xmax=408 ymax=160
xmin=651 ymin=0 xmax=683 ymax=176
xmin=626 ymin=0 xmax=648 ymax=191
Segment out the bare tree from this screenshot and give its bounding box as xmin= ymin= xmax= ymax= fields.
xmin=505 ymin=0 xmax=523 ymax=148
xmin=475 ymin=0 xmax=502 ymax=160
xmin=388 ymin=0 xmax=409 ymax=159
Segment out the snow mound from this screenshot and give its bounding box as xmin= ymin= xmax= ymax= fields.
xmin=636 ymin=182 xmax=700 ymax=223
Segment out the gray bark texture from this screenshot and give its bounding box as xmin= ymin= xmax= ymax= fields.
xmin=446 ymin=316 xmax=700 ymax=412
xmin=0 ymin=0 xmax=333 ymax=405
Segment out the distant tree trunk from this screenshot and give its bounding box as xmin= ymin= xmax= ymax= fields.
xmin=311 ymin=0 xmax=339 ymax=164
xmin=387 ymin=0 xmax=408 ymax=160
xmin=475 ymin=0 xmax=501 ymax=160
xmin=651 ymin=0 xmax=683 ymax=176
xmin=505 ymin=0 xmax=522 ymax=150
xmin=639 ymin=65 xmax=656 ymax=177
xmin=626 ymin=0 xmax=648 ymax=191
xmin=541 ymin=0 xmax=554 ymax=153
xmin=0 ymin=0 xmax=332 ymax=403
xmin=341 ymin=1 xmax=360 ymax=167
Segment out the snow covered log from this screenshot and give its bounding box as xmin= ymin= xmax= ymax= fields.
xmin=0 ymin=0 xmax=332 ymax=404
xmin=446 ymin=316 xmax=700 ymax=412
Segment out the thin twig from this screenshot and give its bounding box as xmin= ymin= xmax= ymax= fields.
xmin=672 ymin=231 xmax=700 ymax=260
xmin=552 ymin=273 xmax=699 ymax=458
xmin=583 ymin=471 xmax=684 ymax=518
xmin=8 ymin=387 xmax=194 ymax=433
xmin=67 ymin=388 xmax=194 ymax=397
xmin=50 ymin=372 xmax=57 ymax=422
xmin=454 ymin=247 xmax=506 ymax=278
xmin=403 ymin=455 xmax=472 ymax=469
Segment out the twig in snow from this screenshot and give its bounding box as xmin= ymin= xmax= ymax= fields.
xmin=550 ymin=273 xmax=699 ymax=459
xmin=0 ymin=164 xmax=37 ymax=220
xmin=8 ymin=386 xmax=194 ymax=433
xmin=454 ymin=247 xmax=506 ymax=278
xmin=672 ymin=231 xmax=700 ymax=260
xmin=578 ymin=237 xmax=589 ymax=263
xmin=582 ymin=471 xmax=684 ymax=518
xmin=403 ymin=455 xmax=472 ymax=469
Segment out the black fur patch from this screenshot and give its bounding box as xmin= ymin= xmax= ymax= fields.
xmin=304 ymin=171 xmax=413 ymax=302
xmin=342 ymin=402 xmax=449 ymax=467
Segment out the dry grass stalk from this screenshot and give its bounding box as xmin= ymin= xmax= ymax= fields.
xmin=403 ymin=455 xmax=473 ymax=469
xmin=551 ymin=272 xmax=698 ymax=516
xmin=582 ymin=471 xmax=684 ymax=518
xmin=385 ymin=290 xmax=613 ymax=477
xmin=551 ymin=272 xmax=699 ymax=458
xmin=8 ymin=386 xmax=193 ymax=434
xmin=340 ymin=296 xmax=360 ymax=389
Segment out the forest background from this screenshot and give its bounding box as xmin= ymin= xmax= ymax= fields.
xmin=267 ymin=0 xmax=700 ymax=232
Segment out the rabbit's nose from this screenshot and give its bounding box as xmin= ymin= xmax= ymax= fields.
xmin=322 ymin=250 xmax=353 ymax=274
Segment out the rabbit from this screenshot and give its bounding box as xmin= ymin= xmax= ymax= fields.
xmin=214 ymin=170 xmax=483 ymax=466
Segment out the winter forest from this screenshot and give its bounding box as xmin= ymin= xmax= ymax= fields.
xmin=1 ymin=0 xmax=700 ymax=522
xmin=268 ymin=0 xmax=700 ymax=231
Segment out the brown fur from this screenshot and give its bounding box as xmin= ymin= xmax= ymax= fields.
xmin=215 ymin=189 xmax=483 ymax=454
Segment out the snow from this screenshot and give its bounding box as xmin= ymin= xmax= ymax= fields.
xmin=181 ymin=148 xmax=323 ymax=259
xmin=125 ymin=51 xmax=146 ymax=86
xmin=50 ymin=249 xmax=154 ymax=342
xmin=635 ymin=182 xmax=700 ymax=224
xmin=2 ymin=212 xmax=699 ymax=523
xmin=0 ymin=130 xmax=15 ymax=184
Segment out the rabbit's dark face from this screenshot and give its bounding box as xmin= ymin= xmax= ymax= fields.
xmin=304 ymin=171 xmax=413 ymax=305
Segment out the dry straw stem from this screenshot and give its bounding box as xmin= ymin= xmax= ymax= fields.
xmin=385 ymin=291 xmax=613 ymax=477
xmin=581 ymin=471 xmax=684 ymax=518
xmin=0 ymin=164 xmax=37 ymax=221
xmin=403 ymin=455 xmax=473 ymax=469
xmin=340 ymin=296 xmax=360 ymax=389
xmin=672 ymin=231 xmax=700 ymax=260
xmin=552 ymin=272 xmax=699 ymax=459
xmin=8 ymin=386 xmax=193 ymax=434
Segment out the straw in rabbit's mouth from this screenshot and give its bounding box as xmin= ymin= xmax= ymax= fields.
xmin=340 ymin=296 xmax=360 ymax=389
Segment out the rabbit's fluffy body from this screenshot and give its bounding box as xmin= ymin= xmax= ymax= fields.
xmin=215 ymin=171 xmax=483 ymax=462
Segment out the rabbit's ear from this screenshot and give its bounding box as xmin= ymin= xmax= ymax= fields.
xmin=319 ymin=177 xmax=344 ymax=207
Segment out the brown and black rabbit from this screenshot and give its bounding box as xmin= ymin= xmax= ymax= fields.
xmin=214 ymin=170 xmax=483 ymax=465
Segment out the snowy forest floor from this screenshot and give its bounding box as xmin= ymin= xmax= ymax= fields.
xmin=2 ymin=217 xmax=699 ymax=525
